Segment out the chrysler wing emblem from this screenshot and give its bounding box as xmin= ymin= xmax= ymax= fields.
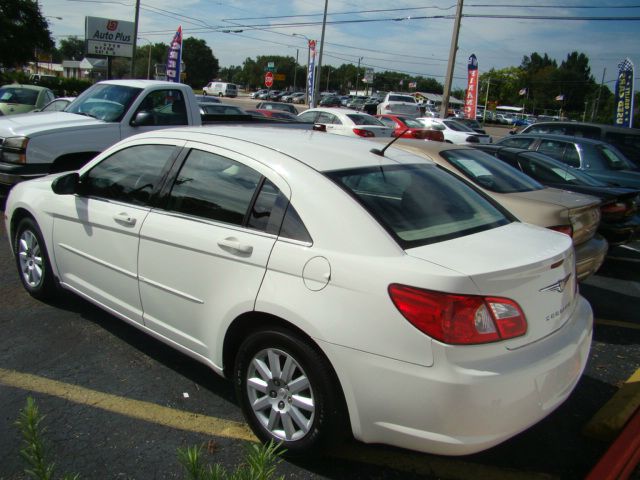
xmin=540 ymin=274 xmax=572 ymax=293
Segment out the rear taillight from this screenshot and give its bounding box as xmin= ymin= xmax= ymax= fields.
xmin=353 ymin=128 xmax=375 ymax=137
xmin=600 ymin=202 xmax=627 ymax=214
xmin=549 ymin=225 xmax=573 ymax=238
xmin=388 ymin=284 xmax=527 ymax=345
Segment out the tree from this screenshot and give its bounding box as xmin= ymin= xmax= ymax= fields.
xmin=58 ymin=36 xmax=86 ymax=61
xmin=181 ymin=37 xmax=219 ymax=88
xmin=133 ymin=42 xmax=169 ymax=79
xmin=0 ymin=0 xmax=54 ymax=68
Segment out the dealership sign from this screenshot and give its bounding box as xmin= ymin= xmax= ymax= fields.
xmin=85 ymin=17 xmax=134 ymax=57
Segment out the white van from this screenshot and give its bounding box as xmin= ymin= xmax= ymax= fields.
xmin=202 ymin=82 xmax=238 ymax=98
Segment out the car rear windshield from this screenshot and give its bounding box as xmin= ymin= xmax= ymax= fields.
xmin=0 ymin=87 xmax=38 ymax=105
xmin=441 ymin=149 xmax=545 ymax=193
xmin=388 ymin=95 xmax=416 ymax=103
xmin=347 ymin=114 xmax=385 ymax=126
xmin=326 ymin=163 xmax=510 ymax=248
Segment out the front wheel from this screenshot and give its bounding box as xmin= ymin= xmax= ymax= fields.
xmin=234 ymin=328 xmax=346 ymax=455
xmin=14 ymin=217 xmax=57 ymax=300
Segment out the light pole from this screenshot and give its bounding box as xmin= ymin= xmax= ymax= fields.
xmin=293 ymin=48 xmax=299 ymax=91
xmin=138 ymin=37 xmax=153 ymax=79
xmin=292 ymin=33 xmax=312 ymax=104
xmin=326 ymin=66 xmax=332 ymax=91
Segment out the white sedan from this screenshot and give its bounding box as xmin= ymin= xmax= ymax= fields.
xmin=5 ymin=127 xmax=592 ymax=456
xmin=298 ymin=107 xmax=393 ymax=137
xmin=417 ymin=117 xmax=492 ymax=144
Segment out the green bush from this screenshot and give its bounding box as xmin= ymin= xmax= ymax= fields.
xmin=16 ymin=397 xmax=286 ymax=480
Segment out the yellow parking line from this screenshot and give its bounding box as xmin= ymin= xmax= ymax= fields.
xmin=595 ymin=319 xmax=640 ymax=331
xmin=0 ymin=367 xmax=556 ymax=480
xmin=0 ymin=367 xmax=257 ymax=442
xmin=583 ymin=368 xmax=640 ymax=441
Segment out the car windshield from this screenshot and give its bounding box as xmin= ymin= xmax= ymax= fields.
xmin=398 ymin=117 xmax=424 ymax=128
xmin=388 ymin=95 xmax=416 ymax=103
xmin=442 ymin=149 xmax=545 ymax=193
xmin=443 ymin=120 xmax=476 ymax=133
xmin=201 ymin=104 xmax=245 ymax=115
xmin=593 ymin=144 xmax=636 ymax=171
xmin=521 ymin=152 xmax=607 ymax=186
xmin=347 ymin=114 xmax=384 ymax=126
xmin=0 ymin=87 xmax=38 ymax=105
xmin=418 ymin=120 xmax=445 ymax=131
xmin=66 ymin=84 xmax=142 ymax=122
xmin=326 ymin=163 xmax=509 ymax=248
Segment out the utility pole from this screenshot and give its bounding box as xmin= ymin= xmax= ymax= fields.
xmin=293 ymin=48 xmax=299 ymax=91
xmin=355 ymin=57 xmax=363 ymax=96
xmin=313 ymin=0 xmax=329 ymax=107
xmin=130 ymin=0 xmax=141 ymax=78
xmin=482 ymin=76 xmax=491 ymax=123
xmin=440 ymin=0 xmax=464 ymax=118
xmin=591 ymin=67 xmax=606 ymax=122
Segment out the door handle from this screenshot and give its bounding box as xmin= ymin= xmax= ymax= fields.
xmin=114 ymin=212 xmax=136 ymax=226
xmin=217 ymin=237 xmax=253 ymax=255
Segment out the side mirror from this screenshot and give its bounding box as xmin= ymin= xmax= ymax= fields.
xmin=131 ymin=111 xmax=154 ymax=127
xmin=51 ymin=172 xmax=80 ymax=195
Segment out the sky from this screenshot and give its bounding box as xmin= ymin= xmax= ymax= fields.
xmin=40 ymin=0 xmax=640 ymax=91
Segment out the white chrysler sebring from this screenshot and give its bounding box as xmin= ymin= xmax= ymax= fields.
xmin=4 ymin=127 xmax=593 ymax=456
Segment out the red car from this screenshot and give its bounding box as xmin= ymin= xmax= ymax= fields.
xmin=375 ymin=114 xmax=445 ymax=142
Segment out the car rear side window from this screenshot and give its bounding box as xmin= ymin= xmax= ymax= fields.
xmin=327 ymin=164 xmax=509 ymax=248
xmin=82 ymin=144 xmax=178 ymax=206
xmin=442 ymin=149 xmax=544 ymax=193
xmin=167 ymin=149 xmax=261 ymax=226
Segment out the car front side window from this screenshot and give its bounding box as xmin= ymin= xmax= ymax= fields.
xmin=82 ymin=144 xmax=178 ymax=205
xmin=167 ymin=149 xmax=262 ymax=226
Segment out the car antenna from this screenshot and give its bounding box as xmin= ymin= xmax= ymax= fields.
xmin=370 ymin=128 xmax=409 ymax=157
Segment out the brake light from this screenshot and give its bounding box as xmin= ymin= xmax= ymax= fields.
xmin=388 ymin=284 xmax=527 ymax=345
xmin=353 ymin=128 xmax=375 ymax=137
xmin=549 ymin=225 xmax=573 ymax=238
xmin=600 ymin=202 xmax=628 ymax=215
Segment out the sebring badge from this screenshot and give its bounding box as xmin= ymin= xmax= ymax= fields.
xmin=540 ymin=274 xmax=572 ymax=293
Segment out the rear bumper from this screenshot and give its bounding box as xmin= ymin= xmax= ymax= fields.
xmin=575 ymin=234 xmax=608 ymax=281
xmin=320 ymin=296 xmax=593 ymax=456
xmin=599 ymin=215 xmax=640 ymax=246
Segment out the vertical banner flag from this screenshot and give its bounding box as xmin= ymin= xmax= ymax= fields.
xmin=307 ymin=40 xmax=317 ymax=107
xmin=464 ymin=54 xmax=479 ymax=119
xmin=614 ymin=58 xmax=635 ymax=128
xmin=166 ymin=26 xmax=183 ymax=83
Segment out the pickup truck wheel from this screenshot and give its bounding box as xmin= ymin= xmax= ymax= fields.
xmin=202 ymin=91 xmax=207 ymax=96
xmin=14 ymin=217 xmax=57 ymax=301
xmin=234 ymin=328 xmax=345 ymax=455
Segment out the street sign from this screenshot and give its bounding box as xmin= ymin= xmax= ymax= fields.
xmin=265 ymin=71 xmax=274 ymax=87
xmin=274 ymin=73 xmax=285 ymax=81
xmin=267 ymin=61 xmax=275 ymax=72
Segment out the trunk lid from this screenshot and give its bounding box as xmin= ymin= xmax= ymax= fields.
xmin=405 ymin=222 xmax=578 ymax=349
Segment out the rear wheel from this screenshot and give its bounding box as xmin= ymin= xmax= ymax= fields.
xmin=234 ymin=328 xmax=346 ymax=455
xmin=14 ymin=217 xmax=57 ymax=300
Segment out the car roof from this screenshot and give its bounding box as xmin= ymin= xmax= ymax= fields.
xmin=128 ymin=126 xmax=433 ymax=172
xmin=510 ymin=133 xmax=608 ymax=146
xmin=527 ymin=121 xmax=640 ymax=133
xmin=0 ymin=83 xmax=51 ymax=91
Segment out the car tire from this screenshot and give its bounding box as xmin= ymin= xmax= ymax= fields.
xmin=14 ymin=217 xmax=57 ymax=301
xmin=234 ymin=327 xmax=346 ymax=455
xmin=202 ymin=91 xmax=207 ymax=96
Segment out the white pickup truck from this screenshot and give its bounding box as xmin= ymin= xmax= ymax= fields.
xmin=0 ymin=80 xmax=205 ymax=190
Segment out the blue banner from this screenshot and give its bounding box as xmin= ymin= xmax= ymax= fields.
xmin=614 ymin=58 xmax=634 ymax=128
xmin=307 ymin=40 xmax=316 ymax=107
xmin=166 ymin=26 xmax=183 ymax=83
